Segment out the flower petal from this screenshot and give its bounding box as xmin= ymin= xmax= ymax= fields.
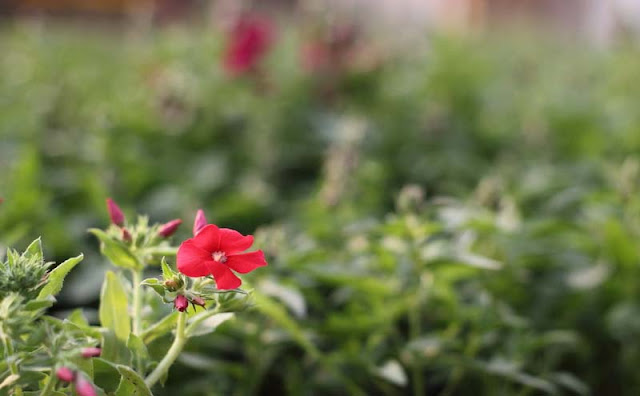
xmin=177 ymin=240 xmax=215 ymax=277
xmin=226 ymin=250 xmax=267 ymax=274
xmin=207 ymin=261 xmax=242 ymax=289
xmin=191 ymin=224 xmax=221 ymax=252
xmin=219 ymin=228 xmax=254 ymax=254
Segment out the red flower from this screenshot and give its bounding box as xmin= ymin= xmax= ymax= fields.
xmin=158 ymin=219 xmax=182 ymax=238
xmin=177 ymin=224 xmax=267 ymax=290
xmin=193 ymin=209 xmax=208 ymax=236
xmin=106 ymin=198 xmax=125 ymax=226
xmin=223 ymin=13 xmax=274 ymax=76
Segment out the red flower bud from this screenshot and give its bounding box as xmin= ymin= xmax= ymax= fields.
xmin=174 ymin=295 xmax=188 ymax=312
xmin=159 ymin=219 xmax=182 ymax=238
xmin=106 ymin=198 xmax=125 ymax=226
xmin=192 ymin=296 xmax=206 ymax=307
xmin=193 ymin=209 xmax=207 ymax=236
xmin=56 ymin=366 xmax=75 ymax=383
xmin=121 ymin=228 xmax=132 ymax=243
xmin=75 ymin=376 xmax=97 ymax=396
xmin=81 ymin=347 xmax=101 ymax=358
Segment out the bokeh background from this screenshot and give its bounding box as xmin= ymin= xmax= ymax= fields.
xmin=2 ymin=1 xmax=640 ymax=395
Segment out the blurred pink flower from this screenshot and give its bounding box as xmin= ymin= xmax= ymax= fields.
xmin=56 ymin=367 xmax=75 ymax=383
xmin=159 ymin=219 xmax=182 ymax=238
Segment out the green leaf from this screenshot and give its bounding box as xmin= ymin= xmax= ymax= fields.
xmin=89 ymin=229 xmax=141 ymax=270
xmin=99 ymin=271 xmax=131 ymax=342
xmin=24 ymin=296 xmax=55 ymax=311
xmin=141 ymin=278 xmax=165 ymax=298
xmin=161 ymin=257 xmax=175 ymax=279
xmin=93 ymin=358 xmax=121 ymax=393
xmin=127 ymin=333 xmax=150 ymax=365
xmin=71 ymin=354 xmax=94 ymax=380
xmin=115 ymin=365 xmax=152 ymax=396
xmin=22 ymin=237 xmax=43 ymax=261
xmin=186 ymin=311 xmax=234 ymax=337
xmin=141 ymin=312 xmax=178 ymax=344
xmin=254 ymin=291 xmax=321 ymax=360
xmin=67 ymin=308 xmax=89 ymax=327
xmin=374 ymin=360 xmax=408 ymax=386
xmin=38 ymin=254 xmax=84 ymax=299
xmin=100 ymin=329 xmax=131 ymax=366
xmin=0 ymin=374 xmax=19 ymax=390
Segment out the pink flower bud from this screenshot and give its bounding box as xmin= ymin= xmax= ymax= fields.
xmin=75 ymin=376 xmax=97 ymax=396
xmin=56 ymin=366 xmax=75 ymax=383
xmin=192 ymin=296 xmax=206 ymax=307
xmin=81 ymin=347 xmax=101 ymax=358
xmin=193 ymin=209 xmax=207 ymax=236
xmin=174 ymin=295 xmax=189 ymax=312
xmin=106 ymin=198 xmax=125 ymax=226
xmin=121 ymin=228 xmax=132 ymax=243
xmin=159 ymin=219 xmax=182 ymax=238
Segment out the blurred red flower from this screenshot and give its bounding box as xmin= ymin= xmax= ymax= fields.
xmin=177 ymin=224 xmax=267 ymax=290
xmin=223 ymin=13 xmax=274 ymax=76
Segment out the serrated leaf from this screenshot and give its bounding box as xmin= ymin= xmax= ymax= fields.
xmin=38 ymin=254 xmax=84 ymax=299
xmin=115 ymin=365 xmax=152 ymax=396
xmin=141 ymin=312 xmax=178 ymax=344
xmin=186 ymin=312 xmax=234 ymax=337
xmin=89 ymin=229 xmax=140 ymax=270
xmin=99 ymin=271 xmax=131 ymax=342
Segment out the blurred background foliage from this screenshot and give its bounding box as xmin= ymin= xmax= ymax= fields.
xmin=2 ymin=6 xmax=640 ymax=394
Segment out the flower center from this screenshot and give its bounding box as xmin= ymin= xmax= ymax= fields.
xmin=211 ymin=251 xmax=227 ymax=263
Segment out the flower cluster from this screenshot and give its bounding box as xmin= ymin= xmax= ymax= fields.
xmin=106 ymin=198 xmax=182 ymax=241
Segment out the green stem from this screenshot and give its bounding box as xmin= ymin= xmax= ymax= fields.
xmin=2 ymin=335 xmax=23 ymax=396
xmin=40 ymin=371 xmax=56 ymax=396
xmin=409 ymin=301 xmax=424 ymax=396
xmin=132 ymin=270 xmax=143 ymax=335
xmin=144 ymin=312 xmax=187 ymax=388
xmin=131 ymin=269 xmax=144 ymax=373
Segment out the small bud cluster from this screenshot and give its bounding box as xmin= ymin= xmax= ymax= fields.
xmin=173 ymin=293 xmax=207 ymax=312
xmin=106 ymin=198 xmax=182 ymax=243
